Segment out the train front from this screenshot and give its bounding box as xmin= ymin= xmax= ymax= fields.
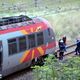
xmin=33 ymin=16 xmax=56 ymax=55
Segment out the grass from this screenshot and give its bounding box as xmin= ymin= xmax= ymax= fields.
xmin=0 ymin=0 xmax=80 ymax=14
xmin=42 ymin=10 xmax=80 ymax=41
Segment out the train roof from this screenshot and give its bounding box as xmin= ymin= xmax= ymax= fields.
xmin=0 ymin=15 xmax=50 ymax=29
xmin=0 ymin=16 xmax=49 ymax=35
xmin=0 ymin=15 xmax=32 ymax=29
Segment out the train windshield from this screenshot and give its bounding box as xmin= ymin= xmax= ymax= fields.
xmin=0 ymin=41 xmax=2 ymax=68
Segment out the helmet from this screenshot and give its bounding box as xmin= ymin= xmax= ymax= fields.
xmin=76 ymin=39 xmax=80 ymax=43
xmin=60 ymin=39 xmax=63 ymax=43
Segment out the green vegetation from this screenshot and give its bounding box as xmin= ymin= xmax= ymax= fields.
xmin=33 ymin=54 xmax=80 ymax=80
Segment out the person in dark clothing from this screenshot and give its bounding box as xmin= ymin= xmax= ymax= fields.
xmin=62 ymin=35 xmax=67 ymax=51
xmin=62 ymin=35 xmax=67 ymax=45
xmin=75 ymin=39 xmax=80 ymax=55
xmin=58 ymin=39 xmax=66 ymax=60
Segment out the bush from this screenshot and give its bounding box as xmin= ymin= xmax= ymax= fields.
xmin=33 ymin=54 xmax=80 ymax=80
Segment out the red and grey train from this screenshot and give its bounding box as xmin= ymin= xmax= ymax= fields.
xmin=0 ymin=15 xmax=56 ymax=77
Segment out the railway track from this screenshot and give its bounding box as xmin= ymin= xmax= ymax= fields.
xmin=61 ymin=43 xmax=76 ymax=60
xmin=3 ymin=43 xmax=77 ymax=80
xmin=56 ymin=43 xmax=76 ymax=56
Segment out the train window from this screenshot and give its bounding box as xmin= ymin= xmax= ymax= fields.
xmin=28 ymin=34 xmax=36 ymax=49
xmin=47 ymin=28 xmax=51 ymax=36
xmin=37 ymin=32 xmax=44 ymax=46
xmin=0 ymin=41 xmax=2 ymax=67
xmin=0 ymin=42 xmax=2 ymax=52
xmin=19 ymin=36 xmax=26 ymax=52
xmin=17 ymin=18 xmax=22 ymax=23
xmin=8 ymin=38 xmax=17 ymax=55
xmin=0 ymin=22 xmax=2 ymax=26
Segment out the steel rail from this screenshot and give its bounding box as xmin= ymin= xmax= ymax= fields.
xmin=55 ymin=43 xmax=77 ymax=58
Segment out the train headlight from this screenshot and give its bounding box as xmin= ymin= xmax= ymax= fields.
xmin=0 ymin=74 xmax=2 ymax=79
xmin=52 ymin=37 xmax=54 ymax=40
xmin=46 ymin=42 xmax=48 ymax=47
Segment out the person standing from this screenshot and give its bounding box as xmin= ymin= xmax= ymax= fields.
xmin=75 ymin=39 xmax=80 ymax=55
xmin=62 ymin=35 xmax=67 ymax=45
xmin=58 ymin=39 xmax=65 ymax=60
xmin=62 ymin=35 xmax=67 ymax=51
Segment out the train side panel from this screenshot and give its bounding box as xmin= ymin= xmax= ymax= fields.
xmin=1 ymin=28 xmax=56 ymax=76
xmin=1 ymin=32 xmax=31 ymax=76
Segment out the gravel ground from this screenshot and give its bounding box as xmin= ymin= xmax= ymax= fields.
xmin=4 ymin=68 xmax=34 ymax=80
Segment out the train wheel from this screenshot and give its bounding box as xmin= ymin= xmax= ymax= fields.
xmin=31 ymin=57 xmax=44 ymax=66
xmin=36 ymin=57 xmax=44 ymax=66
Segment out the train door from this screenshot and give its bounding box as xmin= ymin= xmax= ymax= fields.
xmin=0 ymin=41 xmax=2 ymax=69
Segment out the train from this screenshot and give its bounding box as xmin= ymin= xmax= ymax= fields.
xmin=0 ymin=15 xmax=56 ymax=77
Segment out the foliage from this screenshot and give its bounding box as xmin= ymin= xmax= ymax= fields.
xmin=33 ymin=54 xmax=80 ymax=80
